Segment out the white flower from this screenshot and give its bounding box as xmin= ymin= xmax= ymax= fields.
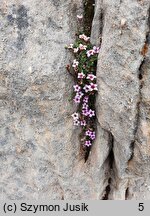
xmin=74 ymin=48 xmax=79 ymax=53
xmin=72 ymin=59 xmax=79 ymax=68
xmin=71 ymin=112 xmax=79 ymax=120
xmin=67 ymin=43 xmax=74 ymax=49
xmin=77 ymin=15 xmax=83 ymax=20
xmin=73 ymin=119 xmax=80 ymax=126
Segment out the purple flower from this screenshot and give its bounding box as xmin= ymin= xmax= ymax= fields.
xmin=80 ymin=120 xmax=86 ymax=126
xmin=85 ymin=140 xmax=92 ymax=147
xmin=71 ymin=112 xmax=79 ymax=120
xmin=88 ymin=109 xmax=95 ymax=117
xmin=83 ymin=84 xmax=91 ymax=93
xmin=85 ymin=130 xmax=92 ymax=136
xmin=73 ymin=119 xmax=80 ymax=126
xmin=82 ymin=109 xmax=89 ymax=116
xmin=78 ymin=72 xmax=85 ymax=79
xmin=73 ymin=84 xmax=81 ymax=92
xmin=86 ymin=49 xmax=94 ymax=57
xmin=83 ymin=96 xmax=89 ymax=103
xmin=89 ymin=83 xmax=98 ymax=91
xmin=86 ymin=74 xmax=96 ymax=81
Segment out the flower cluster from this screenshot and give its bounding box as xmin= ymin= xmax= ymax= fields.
xmin=79 ymin=34 xmax=90 ymax=42
xmin=66 ymin=28 xmax=99 ymax=148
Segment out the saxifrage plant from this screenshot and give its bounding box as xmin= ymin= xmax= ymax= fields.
xmin=66 ymin=16 xmax=100 ymax=151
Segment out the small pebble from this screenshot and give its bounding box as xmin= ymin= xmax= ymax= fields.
xmin=121 ymin=18 xmax=127 ymax=27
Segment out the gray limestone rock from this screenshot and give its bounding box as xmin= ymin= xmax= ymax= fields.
xmin=0 ymin=0 xmax=150 ymax=200
xmin=92 ymin=0 xmax=150 ymax=200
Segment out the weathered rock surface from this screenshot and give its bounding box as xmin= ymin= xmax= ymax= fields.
xmin=0 ymin=0 xmax=108 ymax=200
xmin=0 ymin=0 xmax=150 ymax=200
xmin=0 ymin=0 xmax=83 ymax=199
xmin=92 ymin=0 xmax=150 ymax=199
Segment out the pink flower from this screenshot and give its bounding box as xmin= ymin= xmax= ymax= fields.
xmin=71 ymin=112 xmax=79 ymax=120
xmin=76 ymin=91 xmax=84 ymax=99
xmin=85 ymin=130 xmax=96 ymax=140
xmin=91 ymin=136 xmax=95 ymax=140
xmin=79 ymin=44 xmax=87 ymax=50
xmin=79 ymin=34 xmax=90 ymax=42
xmin=91 ymin=135 xmax=95 ymax=140
xmin=80 ymin=120 xmax=86 ymax=126
xmin=83 ymin=96 xmax=89 ymax=103
xmin=85 ymin=130 xmax=92 ymax=136
xmin=89 ymin=83 xmax=98 ymax=91
xmin=88 ymin=109 xmax=95 ymax=117
xmin=86 ymin=49 xmax=94 ymax=57
xmin=77 ymin=15 xmax=83 ymax=20
xmin=85 ymin=140 xmax=92 ymax=147
xmin=73 ymin=96 xmax=81 ymax=104
xmin=73 ymin=119 xmax=80 ymax=126
xmin=83 ymin=84 xmax=91 ymax=93
xmin=91 ymin=131 xmax=95 ymax=136
xmin=90 ymin=131 xmax=96 ymax=140
xmin=93 ymin=46 xmax=100 ymax=54
xmin=82 ymin=109 xmax=89 ymax=116
xmin=87 ymin=74 xmax=96 ymax=81
xmin=78 ymin=72 xmax=85 ymax=79
xmin=73 ymin=84 xmax=81 ymax=92
xmin=82 ymin=103 xmax=88 ymax=109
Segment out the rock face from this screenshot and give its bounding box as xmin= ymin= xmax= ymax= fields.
xmin=0 ymin=0 xmax=150 ymax=200
xmin=91 ymin=0 xmax=150 ymax=199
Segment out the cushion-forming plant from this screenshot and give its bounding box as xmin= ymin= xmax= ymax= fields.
xmin=66 ymin=32 xmax=100 ymax=150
